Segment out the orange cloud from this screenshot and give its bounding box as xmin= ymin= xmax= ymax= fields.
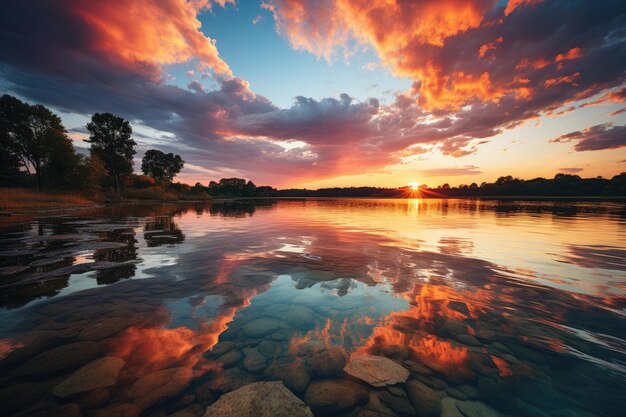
xmin=545 ymin=72 xmax=581 ymax=87
xmin=555 ymin=47 xmax=583 ymax=62
xmin=479 ymin=36 xmax=503 ymax=58
xmin=70 ymin=0 xmax=233 ymax=79
xmin=504 ymin=0 xmax=543 ymax=16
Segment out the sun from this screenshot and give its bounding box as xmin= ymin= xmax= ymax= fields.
xmin=409 ymin=181 xmax=420 ymax=190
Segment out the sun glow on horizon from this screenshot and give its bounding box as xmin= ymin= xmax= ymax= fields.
xmin=409 ymin=182 xmax=420 ymax=190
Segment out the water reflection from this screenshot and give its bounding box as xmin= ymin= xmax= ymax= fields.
xmin=0 ymin=199 xmax=624 ymax=417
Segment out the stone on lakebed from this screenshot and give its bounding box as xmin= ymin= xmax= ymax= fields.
xmin=203 ymin=381 xmax=313 ymax=417
xmin=53 ymin=356 xmax=125 ymax=398
xmin=343 ymin=355 xmax=410 ymax=387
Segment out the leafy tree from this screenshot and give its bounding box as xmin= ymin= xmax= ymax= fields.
xmin=86 ymin=113 xmax=136 ymax=193
xmin=0 ymin=95 xmax=29 ymax=183
xmin=0 ymin=94 xmax=76 ymax=188
xmin=141 ymin=149 xmax=184 ymax=182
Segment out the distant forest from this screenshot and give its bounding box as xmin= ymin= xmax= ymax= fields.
xmin=275 ymin=174 xmax=626 ymax=198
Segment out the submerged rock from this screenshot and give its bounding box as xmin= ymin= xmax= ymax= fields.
xmin=263 ymin=362 xmax=311 ymax=393
xmin=343 ymin=355 xmax=410 ymax=387
xmin=380 ymin=390 xmax=416 ymax=415
xmin=90 ymin=403 xmax=141 ymax=417
xmin=311 ymin=349 xmax=347 ymax=377
xmin=130 ymin=367 xmax=192 ymax=410
xmin=78 ymin=317 xmax=129 ymax=340
xmin=407 ymin=380 xmax=442 ymax=417
xmin=203 ymin=381 xmax=313 ymax=417
xmin=455 ymin=334 xmax=482 ymax=347
xmin=15 ymin=341 xmax=99 ymax=376
xmin=217 ymin=350 xmax=243 ymax=368
xmin=242 ymin=318 xmax=282 ymax=338
xmin=304 ymin=379 xmax=368 ymax=414
xmin=455 ymin=400 xmax=501 ymax=417
xmin=242 ymin=347 xmax=267 ymax=373
xmin=53 ymin=356 xmax=125 ymax=398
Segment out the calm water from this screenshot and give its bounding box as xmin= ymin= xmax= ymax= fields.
xmin=0 ymin=199 xmax=624 ymax=417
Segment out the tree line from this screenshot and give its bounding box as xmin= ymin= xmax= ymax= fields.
xmin=1 ymin=94 xmax=185 ymax=195
xmin=277 ymin=173 xmax=626 ymax=197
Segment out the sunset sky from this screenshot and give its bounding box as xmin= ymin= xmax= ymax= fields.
xmin=1 ymin=0 xmax=624 ymax=188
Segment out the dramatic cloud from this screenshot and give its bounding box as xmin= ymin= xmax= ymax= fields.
xmin=550 ymin=124 xmax=626 ymax=151
xmin=558 ymin=167 xmax=584 ymax=173
xmin=0 ymin=0 xmax=233 ymax=81
xmin=265 ymin=0 xmax=626 ymax=113
xmin=1 ymin=0 xmax=625 ymax=186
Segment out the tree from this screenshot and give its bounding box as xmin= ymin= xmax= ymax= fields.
xmin=141 ymin=149 xmax=184 ymax=182
xmin=0 ymin=95 xmax=76 ymax=188
xmin=86 ymin=113 xmax=136 ymax=193
xmin=0 ymin=95 xmax=28 ymax=184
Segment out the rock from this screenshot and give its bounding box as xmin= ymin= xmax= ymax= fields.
xmin=241 ymin=318 xmax=282 ymax=338
xmin=446 ymin=387 xmax=468 ymax=400
xmin=458 ymin=384 xmax=481 ymax=400
xmin=310 ymin=349 xmax=346 ymax=377
xmin=404 ymin=360 xmax=434 ymax=376
xmin=90 ymin=403 xmax=141 ymax=417
xmin=78 ymin=317 xmax=129 ymax=340
xmin=343 ymin=355 xmax=410 ymax=387
xmin=357 ymin=411 xmax=396 ymax=417
xmin=53 ymin=356 xmax=125 ymax=398
xmin=0 ymin=382 xmax=45 ymax=415
xmin=477 ymin=377 xmax=515 ymax=411
xmin=444 ymin=320 xmax=468 ymax=336
xmin=380 ymin=390 xmax=416 ymax=415
xmin=283 ymin=305 xmax=317 ymax=329
xmin=414 ymin=374 xmax=447 ymax=390
xmin=270 ymin=332 xmax=288 ymax=341
xmin=242 ymin=348 xmax=267 ymax=373
xmin=27 ymin=403 xmax=82 ymax=417
xmin=304 ymin=379 xmax=368 ymax=414
xmin=407 ymin=380 xmax=441 ymax=417
xmin=73 ymin=386 xmax=110 ymax=409
xmin=217 ymin=350 xmax=242 ymax=368
xmin=205 ymin=341 xmax=236 ymax=358
xmin=29 ymin=257 xmax=68 ymax=267
xmin=203 ymin=381 xmax=313 ymax=417
xmin=456 ymin=400 xmax=501 ymax=417
xmin=48 ymin=233 xmax=83 ymax=241
xmin=441 ymin=397 xmax=464 ymax=417
xmin=130 ymin=367 xmax=192 ymax=410
xmin=263 ymin=362 xmax=311 ymax=393
xmin=448 ymin=302 xmax=470 ymax=317
xmin=0 ymin=265 xmax=29 ymax=276
xmin=15 ymin=341 xmax=100 ymax=376
xmin=258 ymin=340 xmax=281 ymax=357
xmin=171 ymin=404 xmax=205 ymax=417
xmin=455 ymin=334 xmax=482 ymax=347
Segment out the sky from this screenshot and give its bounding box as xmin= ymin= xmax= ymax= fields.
xmin=0 ymin=0 xmax=624 ymax=188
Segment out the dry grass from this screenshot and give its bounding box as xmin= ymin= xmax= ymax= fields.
xmin=121 ymin=187 xmax=179 ymax=201
xmin=0 ymin=188 xmax=95 ymax=210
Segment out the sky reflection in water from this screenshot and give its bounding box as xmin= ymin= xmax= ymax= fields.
xmin=0 ymin=199 xmax=624 ymax=417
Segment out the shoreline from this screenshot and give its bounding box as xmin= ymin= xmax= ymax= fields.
xmin=2 ymin=195 xmax=624 ymax=225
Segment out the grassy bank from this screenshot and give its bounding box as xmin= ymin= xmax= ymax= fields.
xmin=0 ymin=188 xmax=97 ymax=210
xmin=0 ymin=187 xmax=212 ymax=211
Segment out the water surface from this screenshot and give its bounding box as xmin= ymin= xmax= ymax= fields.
xmin=0 ymin=199 xmax=624 ymax=417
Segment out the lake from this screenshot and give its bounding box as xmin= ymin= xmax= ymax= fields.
xmin=0 ymin=198 xmax=624 ymax=417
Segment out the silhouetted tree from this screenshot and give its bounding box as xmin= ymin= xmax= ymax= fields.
xmin=86 ymin=113 xmax=136 ymax=193
xmin=0 ymin=95 xmax=76 ymax=188
xmin=141 ymin=149 xmax=184 ymax=182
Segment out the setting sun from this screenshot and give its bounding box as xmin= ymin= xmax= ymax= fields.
xmin=409 ymin=182 xmax=420 ymax=190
